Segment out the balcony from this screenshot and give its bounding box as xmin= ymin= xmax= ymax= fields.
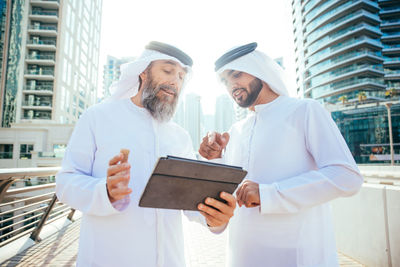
xmin=380 ymin=18 xmax=400 ymax=30
xmin=30 ymin=0 xmax=60 ymax=9
xmin=26 ymin=39 xmax=56 ymax=51
xmin=25 ymin=54 xmax=55 ymax=65
xmin=28 ymin=25 xmax=57 ymax=37
xmin=304 ymin=0 xmax=379 ymax=34
xmin=21 ymin=100 xmax=52 ymax=110
xmin=305 ymin=51 xmax=383 ymax=82
xmin=306 ymin=66 xmax=384 ymax=93
xmin=21 ymin=112 xmax=52 ymax=120
xmin=309 ymin=77 xmax=386 ymax=98
xmin=306 ymin=37 xmax=383 ymax=68
xmin=305 ymin=10 xmax=380 ymax=45
xmin=382 ymin=44 xmax=400 ymax=55
xmin=24 ymin=69 xmax=54 ymax=80
xmin=381 ymin=31 xmax=400 ymax=42
xmin=379 ymin=6 xmax=400 ymax=17
xmin=384 ymin=57 xmax=400 ymax=67
xmin=384 ymin=69 xmax=400 ymax=80
xmin=29 ymin=10 xmax=58 ymax=23
xmin=22 ymin=85 xmax=53 ymax=95
xmin=306 ymin=24 xmax=382 ymax=57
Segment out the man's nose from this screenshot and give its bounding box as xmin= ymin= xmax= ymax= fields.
xmin=169 ymin=74 xmax=182 ymax=87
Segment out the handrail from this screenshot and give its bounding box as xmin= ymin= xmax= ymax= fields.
xmin=0 ymin=167 xmax=74 ymax=247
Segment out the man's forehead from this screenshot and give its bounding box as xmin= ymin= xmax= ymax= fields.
xmin=220 ymin=69 xmax=253 ymax=79
xmin=152 ymin=59 xmax=187 ymax=73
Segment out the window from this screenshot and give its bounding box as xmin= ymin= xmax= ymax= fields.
xmin=20 ymin=144 xmax=34 ymax=159
xmin=53 ymin=144 xmax=66 ymax=158
xmin=0 ymin=144 xmax=13 ymax=159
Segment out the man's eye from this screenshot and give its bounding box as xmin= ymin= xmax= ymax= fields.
xmin=164 ymin=69 xmax=171 ymax=74
xmin=233 ymin=72 xmax=242 ymax=78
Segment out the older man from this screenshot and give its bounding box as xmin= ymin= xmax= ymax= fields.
xmin=199 ymin=43 xmax=363 ymax=267
xmin=56 ymin=41 xmax=236 ymax=267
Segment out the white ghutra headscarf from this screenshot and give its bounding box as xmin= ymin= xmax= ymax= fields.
xmin=108 ymin=43 xmax=193 ymax=101
xmin=215 ymin=42 xmax=289 ymax=96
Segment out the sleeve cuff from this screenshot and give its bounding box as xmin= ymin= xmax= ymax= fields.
xmin=208 ymin=223 xmax=228 ymax=234
xmin=259 ymin=183 xmax=276 ymax=214
xmin=98 ymin=178 xmax=130 ymax=215
xmin=111 ymin=195 xmax=131 ymax=211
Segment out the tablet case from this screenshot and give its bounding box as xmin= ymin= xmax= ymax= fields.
xmin=139 ymin=156 xmax=247 ymax=210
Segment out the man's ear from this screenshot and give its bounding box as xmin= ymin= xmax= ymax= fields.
xmin=138 ymin=71 xmax=147 ymax=91
xmin=139 ymin=71 xmax=147 ymax=83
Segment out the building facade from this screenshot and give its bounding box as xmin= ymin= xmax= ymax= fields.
xmin=291 ymin=0 xmax=399 ymax=164
xmin=0 ymin=0 xmax=102 ymax=167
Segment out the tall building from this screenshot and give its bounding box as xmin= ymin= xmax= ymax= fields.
xmin=215 ymin=94 xmax=235 ymax=133
xmin=103 ymin=55 xmax=134 ymax=98
xmin=0 ymin=0 xmax=102 ymax=167
xmin=184 ymin=93 xmax=203 ymax=151
xmin=0 ymin=0 xmax=102 ymax=126
xmin=291 ymin=0 xmax=400 ymax=164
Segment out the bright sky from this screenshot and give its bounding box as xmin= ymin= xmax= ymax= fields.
xmin=99 ymin=0 xmax=297 ymax=114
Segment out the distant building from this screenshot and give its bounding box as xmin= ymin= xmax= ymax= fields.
xmin=215 ymin=94 xmax=235 ymax=133
xmin=103 ymin=55 xmax=135 ymax=98
xmin=184 ymin=93 xmax=203 ymax=150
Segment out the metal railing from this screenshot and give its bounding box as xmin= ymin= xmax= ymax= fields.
xmin=0 ymin=167 xmax=74 ymax=247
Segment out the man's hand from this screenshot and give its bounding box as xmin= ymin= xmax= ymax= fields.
xmin=198 ymin=132 xmax=230 ymax=160
xmin=106 ymin=153 xmax=132 ymax=203
xmin=236 ymin=180 xmax=260 ymax=208
xmin=198 ymin=192 xmax=236 ymax=227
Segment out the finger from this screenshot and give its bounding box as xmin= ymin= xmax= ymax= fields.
xmin=221 ymin=132 xmax=230 ymax=147
xmin=237 ymin=183 xmax=248 ymax=205
xmin=109 ymin=153 xmax=123 ymax=166
xmin=207 ymin=132 xmax=216 ymax=145
xmin=109 ymin=187 xmax=132 ymax=200
xmin=199 ymin=146 xmax=210 ymax=159
xmin=236 ymin=185 xmax=243 ymax=207
xmin=208 ymin=141 xmax=222 ymax=151
xmin=205 ymin=197 xmax=234 ymax=218
xmin=199 ymin=211 xmax=222 ymax=227
xmin=245 ymin=191 xmax=260 ymax=207
xmin=107 ymin=162 xmax=131 ymax=177
xmin=198 ymin=203 xmax=229 ymax=222
xmin=107 ymin=174 xmax=130 ymax=187
xmin=220 ymin=192 xmax=237 ymax=209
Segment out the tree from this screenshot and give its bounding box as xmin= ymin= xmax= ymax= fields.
xmin=357 ymin=91 xmax=367 ymax=102
xmin=338 ymin=95 xmax=348 ymax=104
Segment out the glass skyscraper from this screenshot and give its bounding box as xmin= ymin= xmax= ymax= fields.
xmin=291 ymin=0 xmax=399 ymax=164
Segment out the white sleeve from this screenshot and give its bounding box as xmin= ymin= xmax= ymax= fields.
xmin=259 ymin=101 xmax=363 ymax=214
xmin=56 ymin=109 xmax=122 ymax=216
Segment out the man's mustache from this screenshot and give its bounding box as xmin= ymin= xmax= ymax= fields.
xmin=232 ymin=88 xmax=246 ymax=96
xmin=158 ymin=85 xmax=178 ymax=96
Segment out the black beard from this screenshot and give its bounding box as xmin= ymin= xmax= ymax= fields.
xmin=141 ymin=78 xmax=179 ymax=123
xmin=235 ymin=78 xmax=263 ymax=108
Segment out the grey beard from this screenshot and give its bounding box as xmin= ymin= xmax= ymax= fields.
xmin=141 ymin=84 xmax=178 ymax=123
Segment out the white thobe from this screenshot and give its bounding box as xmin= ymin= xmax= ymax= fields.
xmin=56 ymin=98 xmax=205 ymax=267
xmin=222 ymin=96 xmax=363 ymax=267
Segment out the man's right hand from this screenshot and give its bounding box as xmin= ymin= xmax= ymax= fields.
xmin=199 ymin=132 xmax=230 ymax=160
xmin=106 ymin=153 xmax=132 ymax=203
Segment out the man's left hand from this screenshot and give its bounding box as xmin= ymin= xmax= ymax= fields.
xmin=236 ymin=180 xmax=260 ymax=208
xmin=198 ymin=192 xmax=236 ymax=227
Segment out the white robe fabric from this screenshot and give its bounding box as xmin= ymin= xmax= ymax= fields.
xmin=222 ymin=96 xmax=363 ymax=267
xmin=56 ymin=98 xmax=205 ymax=267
